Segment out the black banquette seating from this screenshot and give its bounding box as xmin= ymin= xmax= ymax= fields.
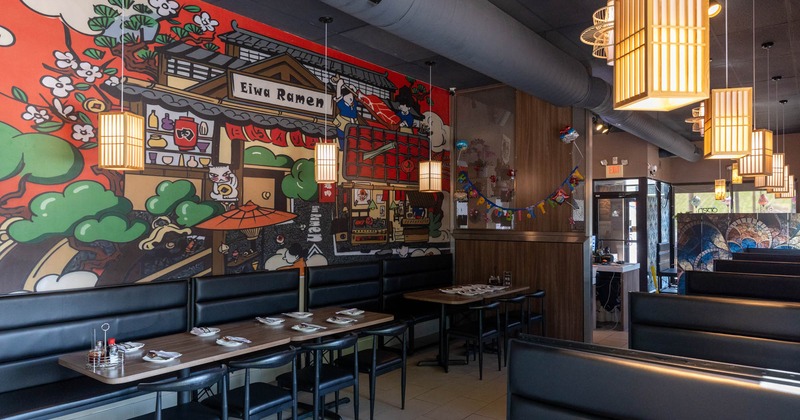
xmin=507 ymin=336 xmax=800 ymax=420
xmin=193 ymin=269 xmax=300 ymax=326
xmin=381 ymin=254 xmax=453 ymax=351
xmin=732 ymin=251 xmax=800 ymax=262
xmin=629 ymin=292 xmax=800 ymax=372
xmin=305 ymin=262 xmax=382 ymax=311
xmin=0 ymin=280 xmax=189 ymax=419
xmin=683 ymin=269 xmax=800 ymax=302
xmin=714 ymin=259 xmax=800 ymax=276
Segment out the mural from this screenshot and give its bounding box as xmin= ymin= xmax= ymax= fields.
xmin=676 ymin=213 xmax=800 ymax=271
xmin=0 ymin=0 xmax=451 ymax=294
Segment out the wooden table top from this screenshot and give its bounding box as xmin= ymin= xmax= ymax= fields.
xmin=59 ymin=307 xmax=393 ymax=385
xmin=404 ymin=285 xmax=530 ymax=305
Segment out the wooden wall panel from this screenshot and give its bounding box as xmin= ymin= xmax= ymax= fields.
xmin=454 ymin=235 xmax=586 ymax=341
xmin=514 ymin=91 xmax=574 ymax=232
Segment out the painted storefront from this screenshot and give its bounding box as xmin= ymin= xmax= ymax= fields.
xmin=0 ymin=0 xmax=451 ymax=294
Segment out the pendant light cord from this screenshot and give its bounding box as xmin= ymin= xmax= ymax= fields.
xmin=120 ymin=6 xmax=125 ymax=111
xmin=751 ymin=0 xmax=756 ymax=126
xmin=324 ymin=19 xmax=328 ymax=144
xmin=427 ymin=61 xmax=433 ymax=161
xmin=724 ymin=0 xmax=728 ymax=88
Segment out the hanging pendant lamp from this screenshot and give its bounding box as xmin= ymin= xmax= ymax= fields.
xmin=714 ymin=179 xmax=727 ymax=200
xmin=731 ymin=162 xmax=742 ymax=184
xmin=314 ymin=16 xmax=338 ymax=184
xmin=738 ymin=38 xmax=773 ymax=176
xmin=777 ymin=175 xmax=795 ymax=198
xmin=762 ymin=79 xmax=785 ymax=190
xmin=704 ymin=0 xmax=752 ymax=159
xmin=419 ymin=61 xmax=441 ymax=193
xmin=613 ymin=0 xmax=710 ymax=111
xmin=98 ymin=7 xmax=144 ymax=171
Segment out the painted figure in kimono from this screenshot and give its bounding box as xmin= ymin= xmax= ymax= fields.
xmin=333 ymin=75 xmax=358 ymax=148
xmin=390 ymin=86 xmax=423 ymax=134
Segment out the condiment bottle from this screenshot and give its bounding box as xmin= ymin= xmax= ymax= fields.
xmin=107 ymin=338 xmax=118 ymax=357
xmin=88 ymin=340 xmax=104 ymax=364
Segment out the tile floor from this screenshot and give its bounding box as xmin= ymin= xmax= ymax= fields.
xmin=273 ymin=330 xmax=629 ymax=420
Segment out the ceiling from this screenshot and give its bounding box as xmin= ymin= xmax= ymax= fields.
xmin=207 ymin=0 xmax=800 ymax=145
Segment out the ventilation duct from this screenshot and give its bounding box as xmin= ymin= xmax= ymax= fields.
xmin=321 ymin=0 xmax=701 ymax=161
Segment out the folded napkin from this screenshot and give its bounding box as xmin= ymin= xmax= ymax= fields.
xmin=299 ymin=323 xmax=327 ymax=330
xmin=148 ymin=350 xmax=181 ymax=359
xmin=222 ymin=336 xmax=251 ymax=343
xmin=191 ymin=327 xmax=217 ymax=335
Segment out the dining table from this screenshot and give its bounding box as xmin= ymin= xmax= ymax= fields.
xmin=58 ymin=306 xmax=394 ymax=386
xmin=404 ymin=284 xmax=529 ymax=370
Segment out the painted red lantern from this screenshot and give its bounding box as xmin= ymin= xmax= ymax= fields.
xmin=174 ymin=116 xmax=198 ymax=151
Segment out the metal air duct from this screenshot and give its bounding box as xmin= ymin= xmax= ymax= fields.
xmin=320 ymin=0 xmax=701 ymax=161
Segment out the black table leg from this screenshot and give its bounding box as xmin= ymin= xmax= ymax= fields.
xmin=416 ymin=303 xmax=467 ymax=369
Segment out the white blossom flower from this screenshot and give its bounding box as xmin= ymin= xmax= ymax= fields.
xmin=22 ymin=105 xmax=50 ymax=124
xmin=54 ymin=51 xmax=78 ymax=69
xmin=194 ymin=12 xmax=218 ymax=32
xmin=149 ymin=0 xmax=179 ymax=17
xmin=53 ymin=99 xmax=77 ymax=121
xmin=41 ymin=75 xmax=74 ymax=98
xmin=104 ymin=76 xmax=120 ymax=87
xmin=76 ymin=62 xmax=102 ymax=83
xmin=72 ymin=124 xmax=95 ymax=143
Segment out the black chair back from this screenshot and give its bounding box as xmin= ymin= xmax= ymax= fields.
xmin=137 ymin=366 xmax=228 ymax=420
xmin=227 ymin=348 xmax=298 ymax=420
xmin=302 ymin=334 xmax=360 ymax=420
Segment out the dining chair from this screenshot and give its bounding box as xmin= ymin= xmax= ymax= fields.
xmin=445 ymin=301 xmax=501 ymax=380
xmin=335 ymin=322 xmax=408 ymax=419
xmin=130 ymin=366 xmax=228 ymax=420
xmin=277 ymin=334 xmax=360 ymax=420
xmin=497 ymin=295 xmax=526 ymax=366
xmin=202 ymin=348 xmax=298 ymax=420
xmin=525 ymin=289 xmax=546 ymax=335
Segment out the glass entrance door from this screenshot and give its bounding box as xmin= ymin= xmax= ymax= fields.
xmin=595 ymin=196 xmax=637 ymax=263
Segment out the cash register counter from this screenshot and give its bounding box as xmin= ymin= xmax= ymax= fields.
xmin=592 ymin=263 xmax=640 ymax=331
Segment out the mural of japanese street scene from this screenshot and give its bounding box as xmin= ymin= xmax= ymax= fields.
xmin=0 ymin=0 xmax=452 ymax=294
xmin=677 ymin=213 xmax=800 ymax=272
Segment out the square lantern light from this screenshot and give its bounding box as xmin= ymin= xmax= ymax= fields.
xmin=770 ymin=165 xmax=790 ymax=194
xmin=704 ymin=88 xmax=753 ymax=159
xmin=738 ymin=129 xmax=773 ymax=177
xmin=761 ymin=153 xmax=786 ymax=190
xmin=614 ymin=0 xmax=710 ymax=111
xmin=419 ymin=160 xmax=442 ymax=193
xmin=98 ymin=111 xmax=145 ymax=170
xmin=314 ymin=142 xmax=338 ymax=184
xmin=731 ymin=162 xmax=742 ymax=184
xmin=714 ymin=178 xmax=726 ymax=200
xmin=777 ymin=175 xmax=795 ymax=198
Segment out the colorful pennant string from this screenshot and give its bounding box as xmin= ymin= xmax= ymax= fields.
xmin=457 ymin=166 xmax=584 ymax=222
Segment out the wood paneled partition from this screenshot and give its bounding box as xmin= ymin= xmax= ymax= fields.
xmin=454 ymin=231 xmax=588 ymax=341
xmin=514 ymin=91 xmax=575 ymax=232
xmin=452 ymin=89 xmax=589 ymax=342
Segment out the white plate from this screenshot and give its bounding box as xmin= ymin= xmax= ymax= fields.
xmin=282 ymin=312 xmax=313 ymax=319
xmin=326 ymin=316 xmax=357 ymax=325
xmin=256 ymin=316 xmax=285 ymax=325
xmin=143 ymin=354 xmax=179 ymax=363
xmin=440 ymin=288 xmax=460 ymax=294
xmin=336 ymin=308 xmax=365 ymax=316
xmin=216 ymin=338 xmax=243 ymax=347
xmin=119 ymin=342 xmax=144 ymax=353
xmin=292 ymin=324 xmax=322 ymax=333
xmin=457 ymin=291 xmax=480 ymax=296
xmin=190 ymin=327 xmax=220 ymax=337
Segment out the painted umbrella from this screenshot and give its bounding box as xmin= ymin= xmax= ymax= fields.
xmin=195 ymin=200 xmax=297 ymax=240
